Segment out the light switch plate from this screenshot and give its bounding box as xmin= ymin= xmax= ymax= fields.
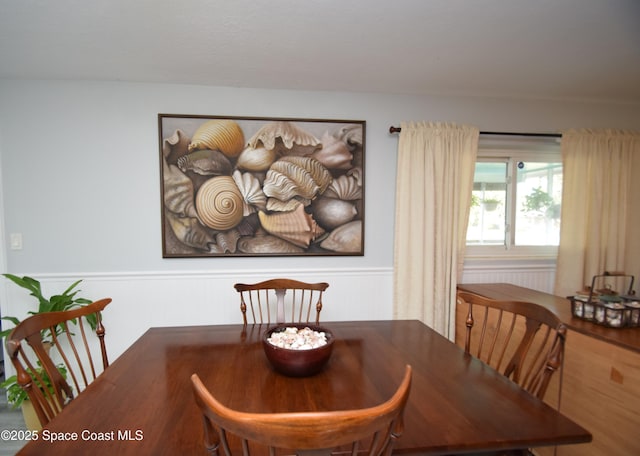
xmin=10 ymin=233 xmax=22 ymax=250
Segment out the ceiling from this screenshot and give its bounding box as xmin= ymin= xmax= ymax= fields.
xmin=1 ymin=0 xmax=639 ymax=103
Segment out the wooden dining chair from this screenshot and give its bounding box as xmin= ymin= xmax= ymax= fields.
xmin=191 ymin=364 xmax=412 ymax=456
xmin=5 ymin=298 xmax=112 ymax=429
xmin=234 ymin=278 xmax=329 ymax=325
xmin=456 ymin=291 xmax=566 ymax=402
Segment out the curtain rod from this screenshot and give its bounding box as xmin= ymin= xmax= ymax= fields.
xmin=388 ymin=126 xmax=561 ymax=138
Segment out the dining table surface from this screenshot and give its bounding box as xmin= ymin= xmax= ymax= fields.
xmin=16 ymin=319 xmax=591 ymax=455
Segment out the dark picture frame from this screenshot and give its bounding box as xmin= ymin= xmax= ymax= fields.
xmin=159 ymin=114 xmax=365 ymax=257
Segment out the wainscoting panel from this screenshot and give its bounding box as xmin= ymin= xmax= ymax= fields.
xmin=461 ymin=262 xmax=556 ymax=294
xmin=1 ymin=268 xmax=394 ymax=370
xmin=1 ymin=263 xmax=554 ymax=378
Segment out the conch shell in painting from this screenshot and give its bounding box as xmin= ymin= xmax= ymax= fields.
xmin=165 ymin=211 xmax=215 ymax=251
xmin=237 ymin=231 xmax=304 ymax=254
xmin=188 ymin=119 xmax=245 ymax=157
xmin=262 ymin=156 xmax=332 ymax=206
xmin=232 ymin=170 xmax=266 ymax=216
xmin=195 ymin=176 xmax=244 ymax=231
xmin=177 ymin=149 xmax=232 ymax=176
xmin=320 ymin=220 xmax=362 ymax=253
xmin=312 ymin=131 xmax=353 ymax=170
xmin=258 ymin=203 xmax=325 ymax=248
xmin=247 ymin=121 xmax=321 ymax=156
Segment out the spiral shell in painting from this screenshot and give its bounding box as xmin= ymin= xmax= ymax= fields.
xmin=188 ymin=119 xmax=245 ymax=157
xmin=258 ymin=203 xmax=325 ymax=248
xmin=263 ymin=156 xmax=332 ymax=204
xmin=195 ymin=176 xmax=244 ymax=230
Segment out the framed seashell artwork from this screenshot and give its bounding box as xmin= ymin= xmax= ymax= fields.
xmin=159 ymin=114 xmax=365 ymax=257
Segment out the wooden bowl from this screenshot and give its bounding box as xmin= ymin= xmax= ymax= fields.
xmin=262 ymin=324 xmax=334 ymax=377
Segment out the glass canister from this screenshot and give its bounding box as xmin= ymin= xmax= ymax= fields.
xmin=624 ymin=301 xmax=640 ymax=327
xmin=604 ymin=303 xmax=625 ymax=327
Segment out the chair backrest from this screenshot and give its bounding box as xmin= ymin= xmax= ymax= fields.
xmin=234 ymin=278 xmax=329 ymax=325
xmin=191 ymin=365 xmax=412 ymax=456
xmin=5 ymin=298 xmax=112 ymax=428
xmin=456 ymin=291 xmax=565 ymax=401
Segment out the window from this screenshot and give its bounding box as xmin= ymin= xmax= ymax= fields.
xmin=466 ymin=136 xmax=562 ymax=258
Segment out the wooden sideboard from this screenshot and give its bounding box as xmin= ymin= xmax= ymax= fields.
xmin=457 ymin=283 xmax=640 ymax=456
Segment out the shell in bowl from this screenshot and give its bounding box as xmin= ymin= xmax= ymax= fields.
xmin=262 ymin=324 xmax=334 ymax=377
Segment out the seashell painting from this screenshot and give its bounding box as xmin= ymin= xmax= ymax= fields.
xmin=159 ymin=115 xmax=365 ymax=257
xmin=195 ymin=176 xmax=244 ymax=231
xmin=188 ymin=119 xmax=245 ymax=157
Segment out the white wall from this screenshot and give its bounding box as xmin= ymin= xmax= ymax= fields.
xmin=1 ymin=79 xmax=639 ymax=362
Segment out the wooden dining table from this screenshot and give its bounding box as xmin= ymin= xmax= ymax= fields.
xmin=16 ymin=320 xmax=591 ymax=455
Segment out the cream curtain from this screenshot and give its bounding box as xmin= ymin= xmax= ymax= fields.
xmin=393 ymin=122 xmax=479 ymax=339
xmin=554 ymin=129 xmax=640 ymax=297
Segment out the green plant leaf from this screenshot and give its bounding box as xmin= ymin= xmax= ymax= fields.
xmin=1 ymin=275 xmax=96 ymax=341
xmin=0 ymin=363 xmax=68 ymax=408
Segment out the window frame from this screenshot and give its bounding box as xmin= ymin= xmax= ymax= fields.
xmin=465 ymin=136 xmax=561 ymax=260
